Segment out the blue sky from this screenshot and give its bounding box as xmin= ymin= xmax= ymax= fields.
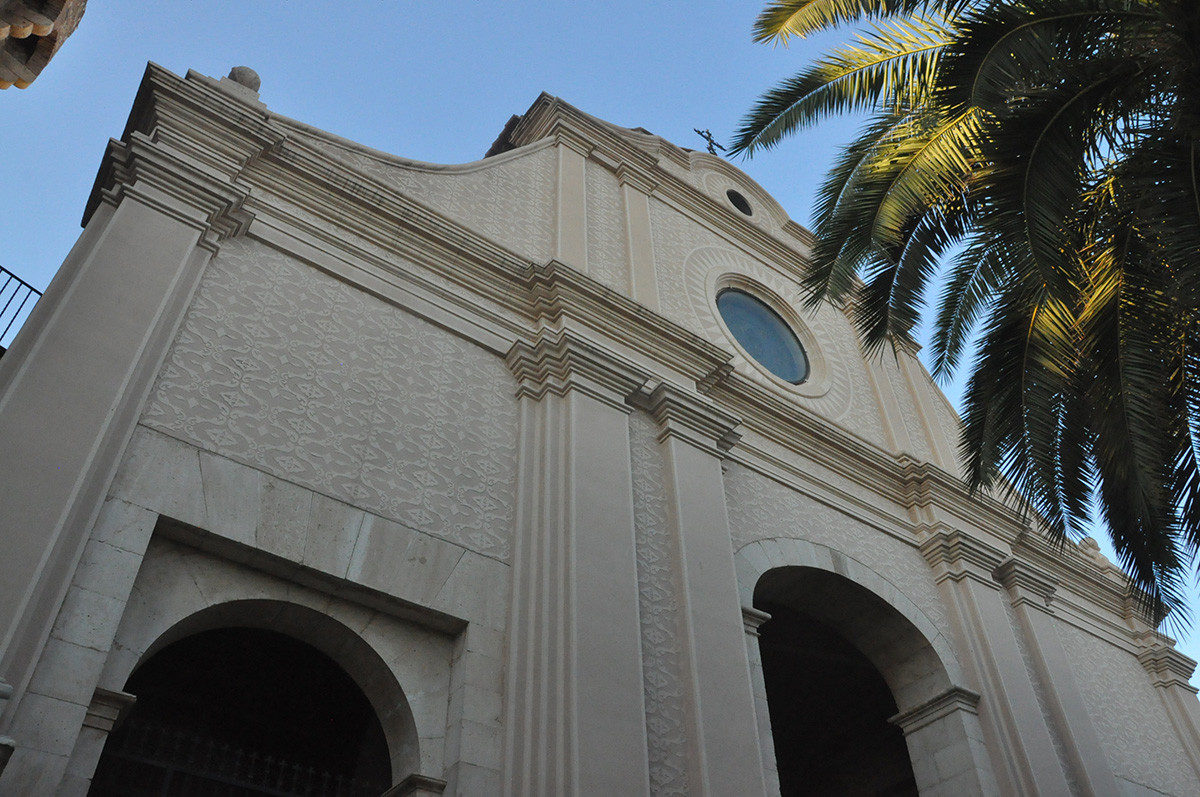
xmin=3 ymin=1 xmax=1197 ymax=675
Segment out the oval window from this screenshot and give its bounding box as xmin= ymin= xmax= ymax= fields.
xmin=717 ymin=289 xmax=809 ymax=384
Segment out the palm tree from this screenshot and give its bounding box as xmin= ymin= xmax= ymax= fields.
xmin=731 ymin=0 xmax=1200 ymax=623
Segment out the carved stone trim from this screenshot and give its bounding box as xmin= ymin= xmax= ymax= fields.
xmin=920 ymin=529 xmax=1007 ymax=588
xmin=638 ymin=381 xmax=741 ymax=457
xmin=742 ymin=606 xmax=771 ymax=638
xmin=92 ymin=133 xmax=255 ymax=246
xmin=993 ymin=558 xmax=1058 ymax=612
xmin=505 ymin=329 xmax=649 ymax=412
xmin=889 ymin=686 xmax=982 ymax=735
xmin=614 ymin=163 xmax=658 ymax=195
xmin=1138 ymin=646 xmax=1199 ymax=693
xmin=382 ymin=773 xmax=448 ymax=797
xmin=82 ymin=687 xmax=137 ymax=734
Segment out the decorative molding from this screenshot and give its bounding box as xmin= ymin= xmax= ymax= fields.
xmin=889 ymin=686 xmax=982 ymax=735
xmin=1138 ymin=646 xmax=1199 ymax=693
xmin=89 ymin=133 xmax=255 ymax=251
xmin=994 ymin=558 xmax=1058 ymax=612
xmin=637 ymin=381 xmax=741 ymax=457
xmin=519 ymin=259 xmax=732 ymax=383
xmin=82 ymin=687 xmax=136 ymax=734
xmin=383 ymin=774 xmax=448 ymax=797
xmin=920 ymin=528 xmax=1008 ymax=588
xmin=505 ymin=328 xmax=649 ymax=411
xmin=742 ymin=606 xmax=771 ymax=637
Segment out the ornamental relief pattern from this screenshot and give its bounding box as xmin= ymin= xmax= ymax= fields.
xmin=629 ymin=411 xmax=691 ymax=796
xmin=142 ymin=238 xmax=519 ymax=559
xmin=723 ymin=461 xmax=951 ymax=640
xmin=1058 ymin=623 xmax=1198 ymax=796
xmin=585 ymin=160 xmax=629 ymax=294
xmin=298 ymin=135 xmax=555 ymax=264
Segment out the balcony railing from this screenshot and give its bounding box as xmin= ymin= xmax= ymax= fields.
xmin=0 ymin=265 xmax=42 ymax=354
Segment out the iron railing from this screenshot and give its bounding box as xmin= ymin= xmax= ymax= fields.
xmin=0 ymin=265 xmax=42 ymax=352
xmin=89 ymin=719 xmax=389 ymax=797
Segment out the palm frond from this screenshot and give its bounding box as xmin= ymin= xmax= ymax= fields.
xmin=731 ymin=17 xmax=951 ymax=155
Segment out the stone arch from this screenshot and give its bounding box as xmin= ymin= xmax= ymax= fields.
xmin=736 ymin=537 xmax=998 ymax=796
xmin=121 ymin=599 xmax=421 ymax=781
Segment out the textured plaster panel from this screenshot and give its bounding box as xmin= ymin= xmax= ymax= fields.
xmin=585 ymin=159 xmax=628 ymax=293
xmin=301 ymin=137 xmax=555 ymax=264
xmin=629 ymin=410 xmax=690 ymax=796
xmin=1059 ymin=622 xmax=1200 ymax=796
xmin=141 ymin=237 xmax=519 ymax=559
xmin=724 ymin=461 xmax=951 ymax=640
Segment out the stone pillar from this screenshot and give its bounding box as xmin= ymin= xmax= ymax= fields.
xmin=0 ymin=127 xmax=253 ymax=742
xmin=642 ymin=383 xmax=768 ymax=797
xmin=994 ymin=558 xmax=1122 ymax=796
xmin=921 ymin=529 xmax=1073 ymax=795
xmin=890 ymin=687 xmax=997 ymax=796
xmin=554 ymin=135 xmax=589 ymax=273
xmin=1137 ymin=638 xmax=1200 ymax=778
xmin=502 ymin=329 xmax=651 ymax=796
xmin=615 ymin=165 xmax=659 ymax=312
xmin=743 ymin=606 xmax=780 ymax=796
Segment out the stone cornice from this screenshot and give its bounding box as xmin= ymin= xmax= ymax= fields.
xmin=920 ymin=528 xmax=1009 ymax=588
xmin=634 ymin=382 xmax=741 ymax=458
xmin=83 ymin=687 xmax=136 ymax=734
xmin=505 ymin=329 xmax=650 ymax=412
xmin=742 ymin=606 xmax=771 ymax=637
xmin=82 ymin=63 xmax=288 ymax=249
xmin=993 ymin=557 xmax=1057 ymax=612
xmin=889 ymin=686 xmax=982 ymax=734
xmin=87 ymin=133 xmax=254 ymax=251
xmin=1137 ymin=645 xmax=1199 ymax=693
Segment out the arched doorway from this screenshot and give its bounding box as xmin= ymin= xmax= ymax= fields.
xmin=755 ymin=566 xmax=932 ymax=797
xmin=89 ymin=627 xmax=392 ymax=796
xmin=757 ymin=603 xmax=917 ymax=796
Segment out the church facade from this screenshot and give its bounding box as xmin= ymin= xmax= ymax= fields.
xmin=1 ymin=63 xmax=1199 ymax=795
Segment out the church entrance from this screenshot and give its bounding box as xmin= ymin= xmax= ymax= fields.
xmin=89 ymin=627 xmax=392 ymax=797
xmin=756 ymin=567 xmax=920 ymax=797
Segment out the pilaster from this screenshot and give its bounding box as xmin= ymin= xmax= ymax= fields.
xmin=0 ymin=109 xmax=257 ymax=745
xmin=1137 ymin=639 xmax=1200 ymax=778
xmin=921 ymin=529 xmax=1072 ymax=795
xmin=615 ymin=165 xmax=659 ymax=312
xmin=637 ymin=382 xmax=767 ymax=797
xmin=994 ymin=558 xmax=1122 ymax=796
xmin=502 ymin=330 xmax=651 ymax=796
xmin=742 ymin=606 xmax=779 ymax=797
xmin=554 ymin=133 xmax=589 ymax=273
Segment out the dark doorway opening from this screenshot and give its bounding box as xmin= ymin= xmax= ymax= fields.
xmin=90 ymin=627 xmax=391 ymax=797
xmin=757 ymin=602 xmax=918 ymax=797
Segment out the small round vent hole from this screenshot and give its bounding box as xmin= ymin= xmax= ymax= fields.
xmin=726 ymin=190 xmax=753 ymax=216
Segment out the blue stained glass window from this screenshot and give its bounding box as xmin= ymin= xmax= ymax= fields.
xmin=717 ymin=289 xmax=809 ymax=384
